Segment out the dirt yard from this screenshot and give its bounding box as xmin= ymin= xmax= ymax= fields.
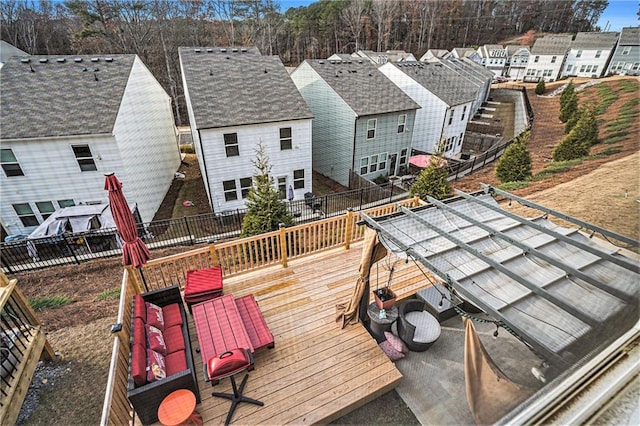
xmin=13 ymin=76 xmax=639 ymax=425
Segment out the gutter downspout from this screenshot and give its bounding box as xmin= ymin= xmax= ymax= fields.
xmin=350 ymin=116 xmax=358 ymax=188
xmin=196 ymin=128 xmax=212 ymax=209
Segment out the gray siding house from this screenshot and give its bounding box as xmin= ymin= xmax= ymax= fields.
xmin=438 ymin=58 xmax=493 ymax=114
xmin=291 ymin=59 xmax=420 ymax=186
xmin=606 ymin=27 xmax=640 ymax=75
xmin=562 ymin=32 xmax=619 ymax=78
xmin=525 ymin=34 xmax=573 ymax=82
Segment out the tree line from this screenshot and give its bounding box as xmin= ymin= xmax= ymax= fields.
xmin=1 ymin=0 xmax=608 ymax=125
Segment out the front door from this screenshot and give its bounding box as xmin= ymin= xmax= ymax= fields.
xmin=389 ymin=154 xmax=398 ymax=176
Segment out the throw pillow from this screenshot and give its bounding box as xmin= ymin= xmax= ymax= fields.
xmin=146 ymin=302 xmax=165 ymax=330
xmin=146 ymin=349 xmax=166 ymax=382
xmin=379 ymin=339 xmax=405 ymax=362
xmin=146 ymin=325 xmax=167 ymax=355
xmin=384 ymin=331 xmax=409 ymax=354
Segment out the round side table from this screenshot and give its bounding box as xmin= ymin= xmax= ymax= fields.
xmin=367 ymin=302 xmax=398 ymax=341
xmin=157 ymin=389 xmax=203 ymax=426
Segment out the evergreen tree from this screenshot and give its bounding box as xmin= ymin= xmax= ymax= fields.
xmin=559 ymin=81 xmax=575 ymax=109
xmin=409 ymin=156 xmax=452 ymax=201
xmin=553 ymin=107 xmax=598 ymax=161
xmin=241 ymin=142 xmax=294 ymax=238
xmin=495 ymin=131 xmax=532 ymax=183
xmin=559 ymin=90 xmax=578 ymax=123
xmin=564 ymin=107 xmax=580 ymax=133
xmin=535 ymin=79 xmax=546 ymax=95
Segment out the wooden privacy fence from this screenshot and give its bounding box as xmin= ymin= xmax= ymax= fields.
xmin=100 ymin=197 xmax=420 ymax=425
xmin=0 ymin=271 xmax=55 ymax=425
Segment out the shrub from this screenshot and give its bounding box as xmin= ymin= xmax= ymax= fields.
xmin=559 ymin=81 xmax=575 ymax=109
xmin=535 ymin=80 xmax=545 ymax=95
xmin=409 ymin=158 xmax=451 ymax=201
xmin=30 ymin=295 xmax=74 ymax=311
xmin=180 ymin=144 xmax=195 ymax=154
xmin=553 ymin=129 xmax=590 ymax=161
xmin=495 ymin=132 xmax=532 ymax=183
xmin=559 ymin=90 xmax=577 ymax=123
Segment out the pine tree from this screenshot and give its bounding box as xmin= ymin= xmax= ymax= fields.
xmin=535 ymin=79 xmax=545 ymax=95
xmin=559 ymin=90 xmax=578 ymax=123
xmin=553 ymin=107 xmax=598 ymax=161
xmin=559 ymin=81 xmax=575 ymax=109
xmin=409 ymin=156 xmax=452 ymax=201
xmin=241 ymin=142 xmax=294 ymax=238
xmin=495 ymin=131 xmax=532 ymax=183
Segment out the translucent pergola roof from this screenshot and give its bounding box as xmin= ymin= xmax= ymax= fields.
xmin=362 ymin=189 xmax=639 ymax=368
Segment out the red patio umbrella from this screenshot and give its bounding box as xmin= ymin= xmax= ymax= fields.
xmin=104 ymin=173 xmax=151 ymax=269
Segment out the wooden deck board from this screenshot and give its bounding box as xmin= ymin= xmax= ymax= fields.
xmin=183 ymin=242 xmax=434 ymax=425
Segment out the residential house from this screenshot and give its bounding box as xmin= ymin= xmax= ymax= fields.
xmin=291 ymin=59 xmax=419 ymax=186
xmin=379 ymin=61 xmax=477 ymax=158
xmin=179 ymin=47 xmax=313 ymax=212
xmin=606 ymin=27 xmax=640 ymax=75
xmin=0 ymin=40 xmax=27 ymax=68
xmin=524 ymin=34 xmax=573 ymax=82
xmin=420 ymin=49 xmax=449 ymax=62
xmin=437 ymin=57 xmax=493 ymax=114
xmin=562 ymin=32 xmax=619 ymax=78
xmin=351 ymin=50 xmax=416 ymax=65
xmin=446 ymin=47 xmax=482 ymax=64
xmin=327 ymin=53 xmax=353 ymax=62
xmin=0 ymin=54 xmax=180 ymax=236
xmin=505 ymin=45 xmax=530 ymax=81
xmin=477 ymin=44 xmax=508 ymax=77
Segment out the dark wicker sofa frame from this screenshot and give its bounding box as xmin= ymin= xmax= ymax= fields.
xmin=126 ymin=285 xmax=200 ymax=425
xmin=397 ymin=298 xmax=437 ymax=352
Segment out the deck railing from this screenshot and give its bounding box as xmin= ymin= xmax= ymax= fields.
xmin=100 ymin=198 xmax=420 ymax=425
xmin=0 ymin=271 xmax=55 ymax=425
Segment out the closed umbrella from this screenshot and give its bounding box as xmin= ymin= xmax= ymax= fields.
xmin=287 ymin=184 xmax=294 ymax=202
xmin=104 ymin=173 xmax=151 ymax=269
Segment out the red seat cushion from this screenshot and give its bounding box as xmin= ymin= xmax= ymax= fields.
xmin=146 ymin=325 xmax=167 ymax=355
xmin=133 ymin=294 xmax=146 ymax=322
xmin=132 ymin=317 xmax=146 ymax=348
xmin=162 ymin=303 xmax=183 ymax=328
xmin=206 ymin=348 xmax=252 ymax=381
xmin=163 ymin=325 xmax=186 ymax=354
xmin=185 ymin=267 xmax=223 ymax=297
xmin=131 ymin=343 xmax=147 ymax=387
xmin=165 ymin=350 xmax=187 ymax=376
xmin=147 ymin=349 xmax=166 ymax=382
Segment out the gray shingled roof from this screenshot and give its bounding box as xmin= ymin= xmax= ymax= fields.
xmin=443 ymin=58 xmax=494 ymax=85
xmin=304 ymin=59 xmax=420 ymax=116
xmin=506 ymin=45 xmax=530 ymax=56
xmin=571 ymin=32 xmax=619 ymax=50
xmin=619 ymin=27 xmax=640 ymax=45
xmin=531 ymin=34 xmax=573 ymax=55
xmin=390 ymin=62 xmax=476 ymax=106
xmin=179 ymin=47 xmax=312 ymax=129
xmin=1 ymin=54 xmax=135 ymax=140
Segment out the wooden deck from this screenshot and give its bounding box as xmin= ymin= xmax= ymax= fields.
xmin=181 ymin=241 xmax=433 ymax=425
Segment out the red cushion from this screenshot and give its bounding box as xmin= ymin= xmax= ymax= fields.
xmin=146 ymin=349 xmax=166 ymax=382
xmin=131 ymin=343 xmax=147 ymax=387
xmin=132 ymin=317 xmax=145 ymax=348
xmin=185 ymin=267 xmax=223 ymax=297
xmin=133 ymin=294 xmax=146 ymax=322
xmin=146 ymin=325 xmax=167 ymax=355
xmin=162 ymin=303 xmax=183 ymax=328
xmin=146 ymin=302 xmax=164 ymax=330
xmin=207 ymin=348 xmax=251 ymax=381
xmin=163 ymin=325 xmax=186 ymax=354
xmin=165 ymin=350 xmax=187 ymax=376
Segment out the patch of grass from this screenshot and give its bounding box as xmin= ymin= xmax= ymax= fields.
xmin=97 ymin=288 xmax=120 ymax=301
xmin=532 ymin=158 xmax=584 ymax=181
xmin=594 ymin=85 xmax=618 ymax=115
xmin=590 ymin=147 xmax=622 ymax=158
xmin=497 ymin=181 xmax=529 ymax=191
xmin=618 ymin=79 xmax=639 ymax=93
xmin=603 ymin=134 xmax=628 ymax=144
xmin=30 ymin=295 xmax=74 ymax=311
xmin=605 ymin=119 xmax=632 ymax=133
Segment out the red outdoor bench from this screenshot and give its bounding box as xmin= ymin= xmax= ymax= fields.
xmin=234 ymin=295 xmax=275 ymax=351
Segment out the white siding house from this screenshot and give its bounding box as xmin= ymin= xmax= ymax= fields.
xmin=179 ymin=47 xmax=313 ymax=213
xmin=477 ymin=44 xmax=507 ymax=77
xmin=0 ymin=54 xmax=180 ymax=236
xmin=505 ymin=45 xmax=530 ymax=81
xmin=380 ymin=62 xmax=476 ymax=158
xmin=525 ymin=34 xmax=572 ymax=82
xmin=606 ymin=27 xmax=640 ymax=76
xmin=352 ymin=50 xmax=416 ymax=64
xmin=291 ymin=59 xmax=419 ymax=186
xmin=562 ymin=32 xmax=619 ymax=78
xmin=437 ymin=58 xmax=493 ymax=114
xmin=446 ymin=48 xmax=482 ymax=64
xmin=420 ymin=49 xmax=449 ymax=62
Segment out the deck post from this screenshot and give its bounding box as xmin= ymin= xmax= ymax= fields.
xmin=344 ymin=209 xmax=353 ymax=250
xmin=208 ymin=239 xmax=219 ymax=266
xmin=279 ymin=223 xmax=288 ymax=268
xmin=412 ymin=195 xmax=420 ymax=207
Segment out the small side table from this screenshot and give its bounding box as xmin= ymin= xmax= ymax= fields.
xmin=158 ymin=389 xmax=203 ymax=426
xmin=367 ymin=302 xmax=398 ymax=341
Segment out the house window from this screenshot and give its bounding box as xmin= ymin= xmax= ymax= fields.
xmin=576 ymin=50 xmax=582 ymax=58
xmin=13 ymin=203 xmax=39 ymax=227
xmin=279 ymin=127 xmax=292 ymax=150
xmin=592 ymin=65 xmax=598 ymax=73
xmin=72 ymin=145 xmax=97 ymax=172
xmin=461 ymin=105 xmax=467 ymax=121
xmin=622 ymin=46 xmax=631 ymax=55
xmin=534 ymin=56 xmax=539 ymax=63
xmin=397 ymin=114 xmax=406 ymax=133
xmin=360 ymin=157 xmax=369 ymax=174
xmin=367 ymin=119 xmax=377 ymax=139
xmin=58 ymin=199 xmax=75 ymax=208
xmin=633 ymin=63 xmax=640 ymax=70
xmin=526 ymin=69 xmax=536 ymax=76
xmin=566 ymin=64 xmax=573 ymax=72
xmin=369 ymin=155 xmax=378 ymax=173
xmin=224 ymin=133 xmax=239 ymax=157
xmin=595 ymin=50 xmax=601 ymax=58
xmin=379 ymin=153 xmax=387 ymax=170
xmin=459 ymin=133 xmax=463 ymax=146
xmin=293 ymin=169 xmax=305 ymax=189
xmin=277 ymin=177 xmax=287 ymax=199
xmin=448 ymin=109 xmax=454 ymax=125
xmin=551 ymin=56 xmax=556 ymax=63
xmin=399 ymin=148 xmax=408 ymax=165
xmin=36 ymin=201 xmax=55 ymax=220
xmin=580 ymin=64 xmax=586 ymax=72
xmin=240 ymin=177 xmax=252 ymax=198
xmin=1 ymin=148 xmax=24 ymax=177
xmin=543 ymin=69 xmax=552 ymax=77
xmin=223 ymin=180 xmax=237 ymax=201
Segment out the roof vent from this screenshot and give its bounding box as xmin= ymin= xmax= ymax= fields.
xmin=105 ymin=57 xmax=113 ymax=62
xmin=318 ymin=60 xmax=324 ymax=64
xmin=82 ymin=67 xmax=87 ymax=72
xmin=20 ymin=57 xmax=30 ymax=63
xmin=330 ymin=60 xmax=335 ymax=64
xmin=29 ymin=64 xmax=35 ymax=72
xmin=358 ymin=60 xmax=363 ymax=64
xmin=264 ymin=67 xmax=268 ymax=73
xmin=241 ymin=47 xmax=247 ymax=52
xmin=209 ymin=69 xmax=213 ymax=76
xmin=226 ymin=56 xmax=230 ymax=60
xmin=39 ymin=58 xmax=48 ymax=63
xmin=194 ymin=48 xmax=201 ymax=53
xmin=220 ymin=48 xmax=227 ymax=52
xmin=91 ymin=57 xmax=99 ymax=62
xmin=56 ymin=58 xmax=66 ymax=63
xmin=206 ymin=48 xmax=213 ymax=52
xmin=232 ymin=48 xmax=238 ymax=53
xmin=74 ymin=58 xmax=83 ymax=63
xmin=94 ymin=67 xmax=99 ymax=72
